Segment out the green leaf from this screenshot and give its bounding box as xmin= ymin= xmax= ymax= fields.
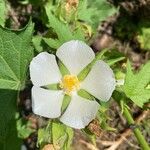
xmin=37 ymin=122 xmax=52 ymax=148
xmin=0 ymin=21 xmax=34 ymax=90
xmin=103 ymin=49 xmax=125 ymax=66
xmin=78 ymin=0 xmax=95 ymax=24
xmin=1 ymin=119 xmax=22 ymax=150
xmin=78 ymin=0 xmax=118 ymax=29
xmin=0 ymin=22 xmax=34 ymax=149
xmin=107 ymin=56 xmax=125 ymax=66
xmin=32 ymin=35 xmax=43 ymax=52
xmin=43 ymin=37 xmax=61 ymax=49
xmin=51 ymin=121 xmax=74 ymax=150
xmin=0 ymin=0 xmax=7 ymax=26
xmin=101 ymin=120 xmax=116 ymax=131
xmin=37 ymin=121 xmax=74 ymax=150
xmin=97 ymin=103 xmax=116 ymax=131
xmin=124 ymin=61 xmax=150 ymax=107
xmin=0 ymin=90 xmax=22 ymax=150
xmin=45 ymin=5 xmax=73 ymax=42
xmin=73 ymin=28 xmax=85 ymax=41
xmin=90 ymin=0 xmax=117 ymax=23
xmin=16 ymin=116 xmax=35 ymax=139
xmin=44 ymin=4 xmax=85 ymax=48
xmin=0 ymin=90 xmax=17 ymax=138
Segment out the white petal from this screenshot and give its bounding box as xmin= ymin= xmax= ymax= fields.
xmin=32 ymin=86 xmax=64 ymax=118
xmin=60 ymin=94 xmax=99 ymax=129
xmin=81 ymin=61 xmax=116 ymax=101
xmin=30 ymin=52 xmax=62 ymax=86
xmin=56 ymin=40 xmax=95 ymax=75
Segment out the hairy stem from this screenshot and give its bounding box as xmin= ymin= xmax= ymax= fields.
xmin=123 ymin=106 xmax=150 ymax=150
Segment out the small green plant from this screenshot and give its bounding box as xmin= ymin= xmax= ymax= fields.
xmin=0 ymin=0 xmax=149 ymax=150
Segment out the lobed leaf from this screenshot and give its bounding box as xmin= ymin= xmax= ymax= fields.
xmin=124 ymin=61 xmax=150 ymax=107
xmin=0 ymin=21 xmax=34 ymax=90
xmin=44 ymin=4 xmax=85 ymax=49
xmin=0 ymin=22 xmax=34 ymax=149
xmin=78 ymin=0 xmax=118 ymax=29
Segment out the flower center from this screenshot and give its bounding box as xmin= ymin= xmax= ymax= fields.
xmin=60 ymin=75 xmax=80 ymax=95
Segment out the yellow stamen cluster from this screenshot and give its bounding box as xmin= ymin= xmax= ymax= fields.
xmin=60 ymin=75 xmax=80 ymax=95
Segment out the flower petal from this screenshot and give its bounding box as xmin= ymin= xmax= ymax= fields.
xmin=56 ymin=40 xmax=95 ymax=75
xmin=32 ymin=86 xmax=64 ymax=118
xmin=81 ymin=60 xmax=116 ymax=101
xmin=60 ymin=94 xmax=99 ymax=129
xmin=30 ymin=52 xmax=62 ymax=86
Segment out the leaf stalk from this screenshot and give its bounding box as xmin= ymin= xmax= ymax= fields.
xmin=123 ymin=105 xmax=150 ymax=150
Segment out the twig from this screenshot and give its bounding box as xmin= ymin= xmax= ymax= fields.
xmin=79 ymin=140 xmax=99 ymax=150
xmin=122 ymin=136 xmax=140 ymax=149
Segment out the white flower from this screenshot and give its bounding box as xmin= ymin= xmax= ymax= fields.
xmin=30 ymin=40 xmax=116 ymax=129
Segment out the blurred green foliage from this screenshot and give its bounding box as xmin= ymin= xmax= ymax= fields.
xmin=137 ymin=21 xmax=150 ymax=50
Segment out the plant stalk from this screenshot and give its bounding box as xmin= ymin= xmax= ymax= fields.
xmin=123 ymin=106 xmax=150 ymax=150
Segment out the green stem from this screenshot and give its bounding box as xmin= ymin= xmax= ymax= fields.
xmin=123 ymin=106 xmax=150 ymax=150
